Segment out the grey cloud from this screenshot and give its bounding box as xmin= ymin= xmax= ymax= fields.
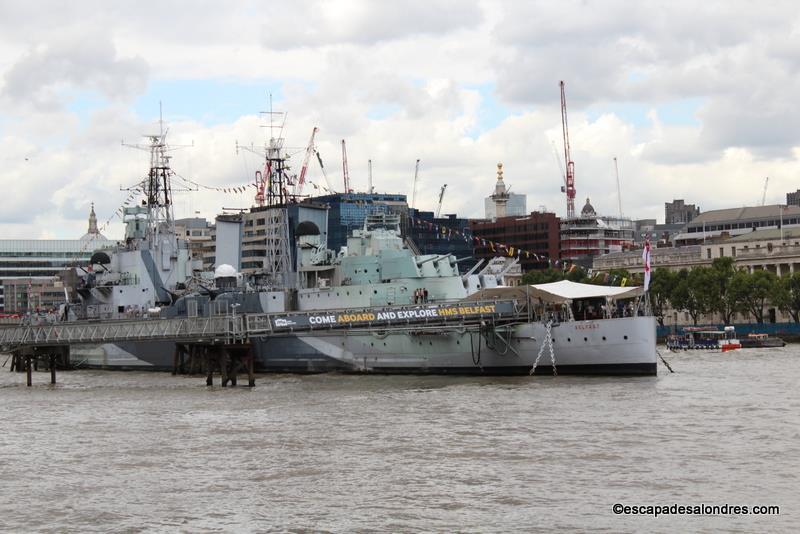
xmin=1 ymin=34 xmax=148 ymax=112
xmin=260 ymin=0 xmax=483 ymax=50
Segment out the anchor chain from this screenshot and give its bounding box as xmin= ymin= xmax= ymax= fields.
xmin=530 ymin=320 xmax=557 ymax=376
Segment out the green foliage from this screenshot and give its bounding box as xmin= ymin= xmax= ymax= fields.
xmin=775 ymin=272 xmax=800 ymax=323
xmin=670 ymin=268 xmax=714 ymax=325
xmin=733 ymin=269 xmax=778 ymax=323
xmin=521 ymin=268 xmax=565 ymax=285
xmin=708 ymin=257 xmax=741 ymax=325
xmin=648 ymin=268 xmax=676 ymax=326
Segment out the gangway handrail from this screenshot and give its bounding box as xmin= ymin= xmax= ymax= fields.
xmin=0 ymin=299 xmax=526 ymax=351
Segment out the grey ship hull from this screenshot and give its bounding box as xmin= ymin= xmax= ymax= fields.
xmin=66 ymin=326 xmax=538 ymax=375
xmin=67 ymin=317 xmax=657 ymax=376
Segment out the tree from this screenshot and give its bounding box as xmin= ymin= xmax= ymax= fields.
xmin=671 ymin=268 xmax=714 ymax=325
xmin=734 ymin=270 xmax=778 ymax=323
xmin=565 ymin=266 xmax=589 ymax=283
xmin=775 ymin=272 xmax=800 ymax=323
xmin=648 ymin=268 xmax=676 ymax=327
xmin=521 ymin=268 xmax=564 ymax=285
xmin=708 ymin=257 xmax=741 ymax=325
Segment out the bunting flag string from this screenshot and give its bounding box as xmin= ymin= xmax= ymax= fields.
xmin=172 ymin=174 xmax=344 ymax=197
xmin=407 ymin=216 xmax=589 ymax=274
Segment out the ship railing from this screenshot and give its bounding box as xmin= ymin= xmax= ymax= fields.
xmin=0 ymin=315 xmax=246 ymax=350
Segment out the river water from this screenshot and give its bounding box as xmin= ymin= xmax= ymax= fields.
xmin=1 ymin=347 xmax=797 ymax=533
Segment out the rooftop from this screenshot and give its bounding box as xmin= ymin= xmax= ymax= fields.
xmin=726 ymin=226 xmax=800 ymax=243
xmin=689 ymin=204 xmax=800 ymax=225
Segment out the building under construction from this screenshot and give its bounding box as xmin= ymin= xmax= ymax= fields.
xmin=559 ymin=198 xmax=635 ymax=267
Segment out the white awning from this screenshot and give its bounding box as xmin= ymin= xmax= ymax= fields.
xmin=464 ymin=280 xmax=643 ymax=304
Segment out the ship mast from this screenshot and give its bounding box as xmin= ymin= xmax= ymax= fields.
xmin=122 ymin=105 xmax=186 ymax=245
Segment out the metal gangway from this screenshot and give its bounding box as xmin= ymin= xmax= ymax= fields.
xmin=0 ymin=315 xmax=245 ymax=351
xmin=0 ymin=299 xmax=528 ymax=352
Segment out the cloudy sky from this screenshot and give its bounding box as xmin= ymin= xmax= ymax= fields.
xmin=1 ymin=0 xmax=799 ymax=239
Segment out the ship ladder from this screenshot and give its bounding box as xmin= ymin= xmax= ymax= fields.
xmin=530 ymin=320 xmax=556 ymax=376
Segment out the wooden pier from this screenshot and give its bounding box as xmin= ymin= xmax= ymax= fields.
xmin=7 ymin=346 xmax=70 ymax=387
xmin=173 ymin=342 xmax=256 ymax=387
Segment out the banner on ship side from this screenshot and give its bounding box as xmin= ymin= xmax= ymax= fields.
xmin=270 ymin=301 xmax=516 ymax=330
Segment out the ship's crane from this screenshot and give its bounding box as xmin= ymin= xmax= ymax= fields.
xmin=294 ymin=126 xmax=318 ymax=197
xmin=761 ymin=176 xmax=769 ymax=206
xmin=341 ymin=139 xmax=351 ymax=193
xmin=560 ymin=81 xmax=576 ymax=219
xmin=436 ymin=184 xmax=447 ymax=217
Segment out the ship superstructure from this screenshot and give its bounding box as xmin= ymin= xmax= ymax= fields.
xmin=75 ymin=124 xmax=194 ymax=319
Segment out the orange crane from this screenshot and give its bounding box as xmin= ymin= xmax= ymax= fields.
xmin=560 ymin=80 xmax=576 ymax=219
xmin=341 ymin=139 xmax=351 ymax=193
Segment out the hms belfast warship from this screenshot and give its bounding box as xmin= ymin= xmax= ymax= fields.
xmin=68 ymin=119 xmax=657 ymax=376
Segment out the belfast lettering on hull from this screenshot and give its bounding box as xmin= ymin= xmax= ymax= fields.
xmin=269 ymin=301 xmax=516 ymax=331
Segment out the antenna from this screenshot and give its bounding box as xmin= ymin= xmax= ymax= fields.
xmin=614 ymin=156 xmax=623 ymax=218
xmin=121 ymin=106 xmax=192 ymax=241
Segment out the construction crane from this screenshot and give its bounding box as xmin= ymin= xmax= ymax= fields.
xmin=761 ymin=176 xmax=769 ymax=206
xmin=411 ymin=159 xmax=420 ymax=209
xmin=315 ymin=149 xmax=331 ymax=192
xmin=560 ymin=80 xmax=576 ymax=219
xmin=341 ymin=139 xmax=351 ymax=193
xmin=436 ymin=184 xmax=447 ymax=217
xmin=294 ymin=126 xmax=319 ymax=197
xmin=614 ymin=157 xmax=623 ymax=218
xmin=367 ymin=159 xmax=373 ymax=194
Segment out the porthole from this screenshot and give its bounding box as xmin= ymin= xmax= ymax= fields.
xmin=567 ymin=337 xmax=571 ymax=342
xmin=624 ymin=335 xmax=628 ymax=340
xmin=602 ymin=336 xmax=606 ymax=341
xmin=584 ymin=337 xmax=588 ymax=342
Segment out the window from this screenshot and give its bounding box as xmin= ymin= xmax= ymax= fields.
xmin=719 ymin=247 xmax=724 ymax=257
xmin=732 ymin=247 xmax=736 ymax=257
xmin=707 ymin=249 xmax=711 ymax=259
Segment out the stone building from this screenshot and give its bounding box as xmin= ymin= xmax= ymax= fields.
xmin=664 ymin=199 xmax=700 ymax=224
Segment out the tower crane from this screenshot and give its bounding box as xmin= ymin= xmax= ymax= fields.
xmin=614 ymin=157 xmax=623 ymax=218
xmin=436 ymin=184 xmax=447 ymax=217
xmin=560 ymin=81 xmax=576 ymax=219
xmin=341 ymin=139 xmax=351 ymax=193
xmin=294 ymin=126 xmax=318 ymax=197
xmin=315 ymin=149 xmax=331 ymax=192
xmin=761 ymin=176 xmax=769 ymax=206
xmin=368 ymin=159 xmax=373 ymax=194
xmin=411 ymin=159 xmax=420 ymax=209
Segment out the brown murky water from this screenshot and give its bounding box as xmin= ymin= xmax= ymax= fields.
xmin=1 ymin=347 xmax=797 ymax=532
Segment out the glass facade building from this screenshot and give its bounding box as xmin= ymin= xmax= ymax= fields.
xmin=311 ymin=193 xmax=408 ymax=253
xmin=408 ymin=209 xmax=477 ymax=272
